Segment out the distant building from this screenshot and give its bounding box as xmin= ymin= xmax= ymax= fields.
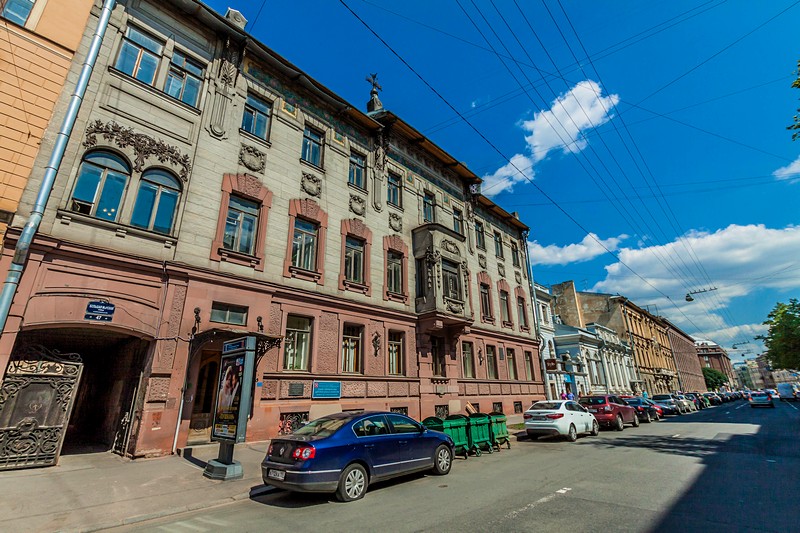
xmin=663 ymin=318 xmax=706 ymax=392
xmin=733 ymin=361 xmax=753 ymax=389
xmin=533 ymin=283 xmax=557 ymax=399
xmin=586 ymin=322 xmax=635 ymax=396
xmin=696 ymin=341 xmax=737 ymax=388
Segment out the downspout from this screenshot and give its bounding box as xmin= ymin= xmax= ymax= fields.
xmin=0 ymin=0 xmax=118 ymax=334
xmin=522 ymin=230 xmax=551 ymax=400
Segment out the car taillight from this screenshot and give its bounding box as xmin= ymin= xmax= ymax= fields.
xmin=604 ymin=405 xmax=613 ymax=412
xmin=523 ymin=413 xmax=533 ymax=420
xmin=545 ymin=413 xmax=564 ymax=419
xmin=636 ymin=406 xmax=644 ymax=412
xmin=292 ymin=445 xmax=316 ymax=460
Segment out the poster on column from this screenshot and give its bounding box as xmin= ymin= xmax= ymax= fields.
xmin=212 ymin=354 xmax=244 ymax=440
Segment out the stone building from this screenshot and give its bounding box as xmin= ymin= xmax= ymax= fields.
xmin=696 ymin=340 xmax=736 ymax=387
xmin=585 ymin=322 xmax=635 ymax=395
xmin=0 ymin=0 xmax=94 ymax=234
xmin=533 ymin=282 xmax=557 ymax=399
xmin=550 ymin=280 xmax=677 ymax=395
xmin=552 ymin=323 xmax=596 ymax=397
xmin=0 ymin=0 xmax=543 ymax=467
xmin=663 ymin=318 xmax=706 ymax=392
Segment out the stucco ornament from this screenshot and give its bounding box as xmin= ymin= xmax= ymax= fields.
xmin=441 ymin=239 xmax=460 ymax=256
xmin=83 ymin=120 xmax=191 ymax=180
xmin=515 ymin=271 xmax=522 ymax=285
xmin=372 ymin=331 xmax=381 ymax=357
xmin=478 ymin=254 xmax=487 ymax=269
xmin=239 ymin=144 xmax=265 ymax=172
xmin=389 ymin=212 xmax=402 ymax=232
xmin=498 ymin=263 xmax=506 ymax=278
xmin=349 ymin=194 xmax=366 ymax=216
xmin=301 ymin=172 xmax=321 ymax=197
xmin=446 ymin=300 xmax=464 ymax=314
xmin=425 ymin=247 xmax=441 ymax=290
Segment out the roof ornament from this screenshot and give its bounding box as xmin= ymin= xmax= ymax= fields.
xmin=366 ymin=73 xmax=383 ymax=112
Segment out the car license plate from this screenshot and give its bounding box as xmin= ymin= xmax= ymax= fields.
xmin=268 ymin=469 xmax=286 ymax=481
xmin=588 ymin=408 xmax=597 ymax=413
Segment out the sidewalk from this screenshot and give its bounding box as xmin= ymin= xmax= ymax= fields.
xmin=0 ymin=441 xmax=271 ymax=533
xmin=1 ymin=414 xmax=524 ymax=532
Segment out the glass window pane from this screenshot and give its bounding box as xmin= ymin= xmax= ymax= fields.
xmin=72 ymin=164 xmax=103 ymax=204
xmin=84 ymin=152 xmax=130 ymax=173
xmin=2 ymin=0 xmax=34 ymax=25
xmin=224 ymin=212 xmax=238 ymax=250
xmin=96 ymin=172 xmax=127 ymax=221
xmin=302 ymin=235 xmax=316 ymax=270
xmin=142 ymin=169 xmax=179 ymax=189
xmin=182 ymin=76 xmax=201 ymax=106
xmin=115 ymin=41 xmax=139 ymax=77
xmin=130 ymin=182 xmax=157 ymax=229
xmin=164 ymin=72 xmax=183 ymax=99
xmin=153 ymin=188 xmax=178 ymax=234
xmin=128 ymin=27 xmax=163 ymax=54
xmin=242 ymin=109 xmax=255 ymax=134
xmin=239 ymin=214 xmax=256 ymax=254
xmin=136 ymin=52 xmax=159 ymax=85
xmin=254 ymin=113 xmax=268 ymax=138
xmin=229 ymin=195 xmax=258 ymax=215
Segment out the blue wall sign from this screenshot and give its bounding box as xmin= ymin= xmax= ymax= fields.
xmin=312 ymin=381 xmax=342 ymax=399
xmin=85 ymin=301 xmax=115 ymax=321
xmin=223 ymin=338 xmax=247 ymax=354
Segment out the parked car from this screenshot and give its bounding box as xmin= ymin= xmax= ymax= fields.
xmin=765 ymin=388 xmax=779 ymax=400
xmin=261 ymin=411 xmax=454 ymax=502
xmin=777 ymin=383 xmax=799 ymax=401
xmin=624 ymin=397 xmax=660 ymax=422
xmin=578 ymin=395 xmax=639 ymax=430
xmin=651 ymin=398 xmax=681 ymax=415
xmin=683 ymin=393 xmax=704 ymax=410
xmin=675 ymin=394 xmax=697 ymax=412
xmin=644 ymin=399 xmax=664 ymax=418
xmin=653 ymin=394 xmax=692 ymax=414
xmin=524 ymin=400 xmax=599 ymax=441
xmin=748 ymin=391 xmax=774 ymax=408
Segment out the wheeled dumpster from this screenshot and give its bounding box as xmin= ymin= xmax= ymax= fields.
xmin=467 ymin=413 xmax=493 ymax=455
xmin=422 ymin=415 xmax=470 ymax=459
xmin=488 ymin=411 xmax=511 ymax=450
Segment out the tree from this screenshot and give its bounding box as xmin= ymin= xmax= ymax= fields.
xmin=702 ymin=367 xmax=728 ymax=390
xmin=790 ymin=61 xmax=800 ymax=140
xmin=758 ymin=299 xmax=800 ymax=369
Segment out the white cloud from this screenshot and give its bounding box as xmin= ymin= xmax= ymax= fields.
xmin=590 ymin=224 xmax=800 ymax=343
xmin=481 ymin=80 xmax=619 ymax=197
xmin=773 ymin=156 xmax=800 ymax=184
xmin=528 ymin=232 xmax=627 ymax=266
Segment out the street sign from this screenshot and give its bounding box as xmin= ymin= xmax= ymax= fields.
xmin=545 ymin=358 xmax=559 ymax=372
xmin=84 ymin=301 xmax=115 ymax=321
xmin=312 ymin=381 xmax=341 ymax=399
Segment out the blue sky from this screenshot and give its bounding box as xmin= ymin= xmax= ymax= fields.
xmin=206 ymin=0 xmax=800 ymax=360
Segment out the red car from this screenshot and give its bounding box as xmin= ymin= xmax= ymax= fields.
xmin=578 ymin=395 xmax=639 ymax=431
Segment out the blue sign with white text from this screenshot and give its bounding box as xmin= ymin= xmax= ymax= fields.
xmin=312 ymin=381 xmax=342 ymax=399
xmin=85 ymin=301 xmax=115 ymax=321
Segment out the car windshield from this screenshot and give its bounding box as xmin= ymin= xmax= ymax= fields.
xmin=292 ymin=416 xmax=350 ymax=438
xmin=578 ymin=397 xmax=607 ymax=406
xmin=529 ymin=402 xmax=562 ymax=410
xmin=751 ymin=392 xmax=767 ymax=398
xmin=626 ymin=398 xmax=643 ymax=405
xmin=652 ymin=395 xmax=672 ymax=400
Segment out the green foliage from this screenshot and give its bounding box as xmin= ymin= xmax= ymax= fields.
xmin=758 ymin=299 xmax=800 ymax=369
xmin=790 ymin=61 xmax=800 ymax=140
xmin=702 ymin=367 xmax=728 ymax=390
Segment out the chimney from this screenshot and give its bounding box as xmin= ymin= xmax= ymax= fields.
xmin=225 ymin=8 xmax=247 ymax=30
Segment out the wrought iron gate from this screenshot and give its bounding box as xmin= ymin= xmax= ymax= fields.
xmin=0 ymin=345 xmax=83 ymax=471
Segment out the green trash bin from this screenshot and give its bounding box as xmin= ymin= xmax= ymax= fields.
xmin=488 ymin=411 xmax=511 ymax=450
xmin=468 ymin=413 xmax=493 ymax=455
xmin=444 ymin=415 xmax=470 ymax=459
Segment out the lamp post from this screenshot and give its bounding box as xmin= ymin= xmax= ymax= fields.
xmin=685 ymin=287 xmax=718 ymax=302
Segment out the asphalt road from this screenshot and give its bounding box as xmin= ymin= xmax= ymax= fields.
xmin=114 ymin=399 xmax=800 ymax=533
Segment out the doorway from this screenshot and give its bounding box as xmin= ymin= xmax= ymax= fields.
xmin=187 ymin=350 xmax=220 ymax=445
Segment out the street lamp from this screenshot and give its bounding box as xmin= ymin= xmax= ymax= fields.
xmin=685 ymin=287 xmax=718 ymax=302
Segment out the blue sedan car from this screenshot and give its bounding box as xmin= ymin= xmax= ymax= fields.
xmin=261 ymin=411 xmax=455 ymax=501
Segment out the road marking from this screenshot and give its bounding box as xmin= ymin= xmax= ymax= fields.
xmin=786 ymin=402 xmax=799 ymax=411
xmin=766 ymin=459 xmax=777 ymax=463
xmin=736 ymin=404 xmax=747 ymax=410
xmin=672 ymin=434 xmax=680 ymax=438
xmin=504 ymin=488 xmax=572 ymax=519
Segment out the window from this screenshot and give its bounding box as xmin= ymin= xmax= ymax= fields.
xmin=540 ymin=304 xmax=550 ymax=325
xmin=1 ymin=0 xmax=33 ymax=25
xmin=480 ymin=284 xmax=492 ymax=320
xmin=242 ymin=94 xmax=271 ymax=139
xmin=115 ymin=26 xmax=163 ymax=86
xmin=223 ymin=195 xmax=259 ymax=255
xmin=387 ymin=413 xmax=421 ymax=434
xmin=442 ymin=260 xmax=461 ymax=301
xmin=453 ymin=208 xmax=463 ymax=235
xmin=524 ymin=351 xmax=534 ymax=381
xmin=487 ymin=345 xmax=498 ymax=379
xmin=354 ymin=416 xmax=389 ymax=437
xmin=301 ymin=126 xmax=323 ymax=167
xmin=210 ymin=302 xmax=247 ymax=325
xmin=475 ymin=221 xmax=486 ymax=250
xmin=388 ymin=332 xmax=404 ymax=375
xmin=432 ymin=336 xmax=446 ymax=377
xmin=70 ymin=151 xmax=129 ymax=221
xmin=415 ymin=258 xmax=426 ymax=298
xmin=387 ymin=172 xmax=402 ymax=207
xmin=423 ymin=192 xmax=435 ymax=223
xmin=511 ymin=242 xmax=521 ymax=267
xmin=292 ymin=218 xmax=318 ymax=271
xmin=517 ymin=297 xmax=528 ymax=329
xmin=462 ymin=341 xmax=475 ymax=378
xmin=494 ymin=232 xmax=504 ymax=258
xmin=387 ymin=251 xmax=403 ymax=295
xmin=500 ymin=290 xmax=511 ymax=325
xmin=130 ymin=169 xmax=180 ymax=234
xmin=507 ymin=348 xmax=517 ymax=380
xmin=284 ymin=316 xmax=312 ymax=371
xmin=348 ymin=152 xmax=366 ymax=189
xmin=164 ymin=50 xmax=203 ymax=106
xmin=344 ymin=236 xmax=365 ymax=284
xmin=342 ymin=325 xmax=364 ymax=373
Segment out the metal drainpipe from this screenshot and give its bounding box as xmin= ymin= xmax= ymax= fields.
xmin=522 ymin=230 xmax=551 ymax=400
xmin=0 ymin=0 xmax=118 ymax=335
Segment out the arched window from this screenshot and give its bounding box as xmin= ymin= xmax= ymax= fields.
xmin=131 ymin=169 xmax=181 ymax=234
xmin=70 ymin=151 xmax=130 ymax=221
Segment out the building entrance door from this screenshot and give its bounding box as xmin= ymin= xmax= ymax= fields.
xmin=0 ymin=344 xmax=83 ymax=471
xmin=187 ymin=350 xmax=219 ymax=445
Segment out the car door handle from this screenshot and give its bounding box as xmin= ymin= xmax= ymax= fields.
xmin=365 ymin=444 xmax=375 ymax=449
xmin=399 ymin=440 xmax=408 ymax=445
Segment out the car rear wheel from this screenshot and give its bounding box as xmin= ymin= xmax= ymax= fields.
xmin=336 ymin=463 xmax=368 ymax=502
xmin=590 ymin=420 xmax=599 ymax=436
xmin=432 ymin=445 xmax=452 ymax=475
xmin=631 ymin=413 xmax=640 ymax=427
xmin=645 ymin=412 xmax=652 ymax=423
xmin=615 ymin=415 xmax=624 ymax=431
xmin=566 ymin=424 xmax=577 ymax=442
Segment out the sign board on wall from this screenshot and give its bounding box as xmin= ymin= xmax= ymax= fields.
xmin=85 ymin=301 xmax=115 ymax=321
xmin=312 ymin=381 xmax=341 ymax=399
xmin=545 ymin=358 xmax=559 ymax=372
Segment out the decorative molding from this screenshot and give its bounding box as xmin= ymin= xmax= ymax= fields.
xmin=349 ymin=194 xmax=366 ymax=216
xmin=301 ymin=172 xmax=321 ymax=197
xmin=446 ymin=299 xmax=464 ymax=314
xmin=441 ymin=239 xmax=460 ymax=256
xmin=515 ymin=271 xmax=522 ymax=285
xmin=389 ymin=212 xmax=402 ymax=232
xmin=233 ymin=173 xmax=264 ymax=199
xmin=425 ymin=246 xmax=441 ymax=290
xmin=83 ymin=120 xmax=191 ymax=181
xmin=219 ymin=58 xmax=237 ymax=88
xmin=478 ymin=254 xmax=487 ymax=269
xmin=239 ymin=144 xmax=266 ymax=172
xmin=498 ymin=263 xmax=506 ymax=278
